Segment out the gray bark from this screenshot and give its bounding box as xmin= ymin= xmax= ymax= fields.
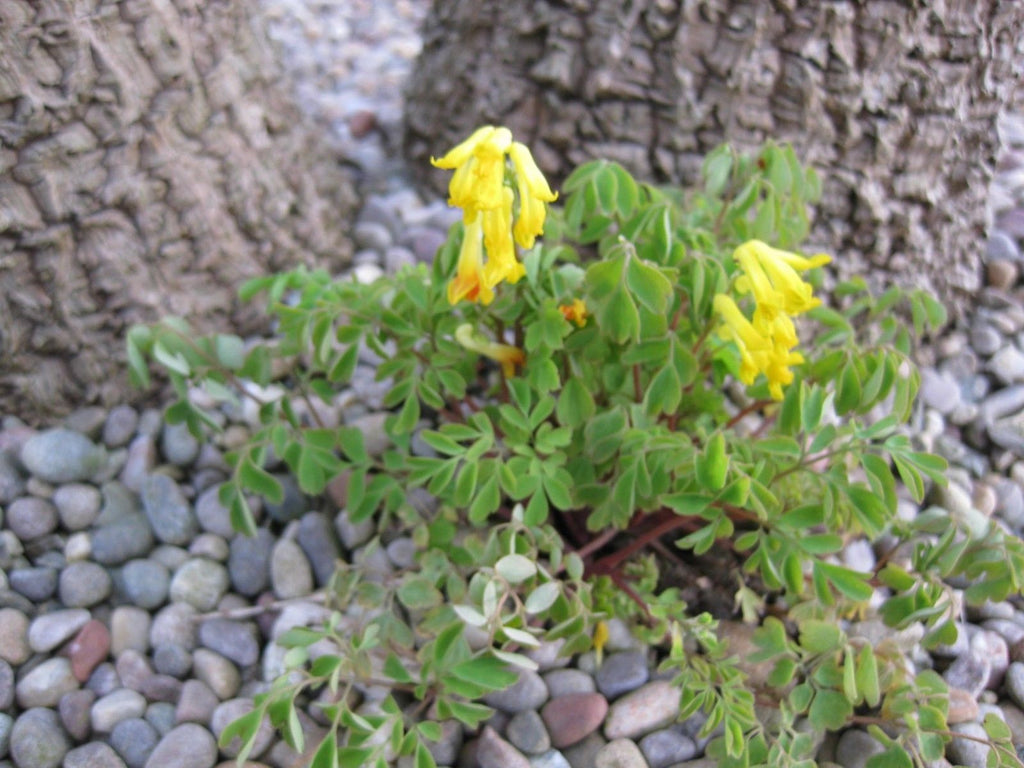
xmin=404 ymin=0 xmax=1023 ymax=311
xmin=0 ymin=0 xmax=357 ymax=420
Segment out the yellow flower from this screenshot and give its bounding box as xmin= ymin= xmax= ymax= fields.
xmin=432 ymin=126 xmax=513 ymax=212
xmin=509 ymin=142 xmax=558 ymax=248
xmin=447 ymin=217 xmax=495 ymax=306
xmin=455 ymin=323 xmax=525 ymax=378
xmin=734 ymin=240 xmax=829 ymax=317
xmin=481 ymin=188 xmax=526 ymax=289
xmin=559 ymin=298 xmax=588 ymax=328
xmin=593 ymin=620 xmax=609 ymax=666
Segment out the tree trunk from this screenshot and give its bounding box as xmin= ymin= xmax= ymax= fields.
xmin=0 ymin=0 xmax=357 ymax=421
xmin=404 ymin=0 xmax=1023 ymax=310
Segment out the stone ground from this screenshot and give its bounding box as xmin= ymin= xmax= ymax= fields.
xmin=4 ymin=2 xmax=1024 ymax=768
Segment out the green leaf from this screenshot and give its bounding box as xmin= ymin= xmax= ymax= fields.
xmin=696 ymin=432 xmax=728 ymax=491
xmin=703 ymin=146 xmax=733 ymax=197
xmin=799 ymin=620 xmax=842 ymax=654
xmin=495 ymin=553 xmax=537 ymax=584
xmin=626 ymin=257 xmax=673 ymax=315
xmin=866 ymin=746 xmax=913 ymax=768
xmin=856 ymin=644 xmax=880 ymax=707
xmin=808 ymin=689 xmax=852 ymax=731
xmin=816 ymin=561 xmax=874 ymax=602
xmin=152 ymin=340 xmax=191 ymax=376
xmin=524 ymin=582 xmax=560 ymax=614
xmin=600 ymin=288 xmax=640 ymax=345
xmin=835 ymin=362 xmax=863 ymax=415
xmin=397 ymin=575 xmax=442 ymax=611
xmin=454 ymin=460 xmax=479 ymax=508
xmin=468 ymin=474 xmax=500 ymax=523
xmin=383 ymin=653 xmax=414 ymax=684
xmin=392 ymin=393 xmax=420 ymax=435
xmin=238 ymin=460 xmax=284 ymax=504
xmin=415 ymin=742 xmax=437 ymax=768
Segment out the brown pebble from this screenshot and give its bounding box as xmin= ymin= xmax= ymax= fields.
xmin=947 ymin=686 xmax=980 ymax=724
xmin=67 ymin=620 xmax=110 ymax=683
xmin=541 ymin=693 xmax=609 ymax=749
xmin=348 ymin=110 xmax=377 ymax=138
xmin=988 ymin=259 xmax=1019 ymax=290
xmin=59 ymin=688 xmax=96 ymax=741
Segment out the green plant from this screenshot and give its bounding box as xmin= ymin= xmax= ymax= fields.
xmin=130 ymin=130 xmax=1024 ymax=767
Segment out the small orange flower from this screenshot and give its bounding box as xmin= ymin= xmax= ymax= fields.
xmin=559 ymin=299 xmax=588 ymax=328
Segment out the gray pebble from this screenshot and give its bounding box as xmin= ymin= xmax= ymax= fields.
xmin=385 ymin=536 xmax=417 ymax=569
xmin=563 ymin=733 xmax=607 ymax=768
xmin=943 ymin=646 xmax=993 ymax=698
xmin=211 ymin=698 xmax=274 ymax=758
xmin=384 ymin=244 xmax=417 ymax=273
xmin=8 ymin=566 xmax=58 ymax=601
xmin=121 ymin=559 xmax=170 ymax=609
xmin=143 ymin=723 xmax=218 ymax=768
xmin=0 ymin=453 xmax=25 ymax=505
xmin=145 ymin=702 xmax=177 ymax=736
xmin=544 ymin=669 xmax=597 ymax=697
xmin=988 ymin=231 xmax=1021 ymax=262
xmin=191 ymin=648 xmax=239 ymax=700
xmin=227 ymin=528 xmax=274 ymax=596
xmin=197 ymin=618 xmax=260 ymax=667
xmin=639 ymin=729 xmax=697 ymax=768
xmin=401 ymin=225 xmax=447 ymax=263
xmin=0 ymin=661 xmax=11 ymax=710
xmin=948 ymin=721 xmax=990 ymax=767
xmin=972 ymin=629 xmax=1008 ymax=688
xmin=595 ymin=738 xmax=647 ymax=768
xmin=20 ymin=428 xmax=105 ymax=484
xmin=91 ymin=688 xmax=147 ymax=733
xmin=919 ymin=368 xmax=962 ymax=415
xmin=59 ymin=689 xmax=96 ymax=741
xmin=59 ymin=560 xmax=112 ymax=607
xmin=85 ymin=663 xmax=121 ymax=697
xmin=150 ymin=544 xmax=189 ymax=572
xmin=9 ymin=708 xmax=71 ymax=768
xmin=6 ymin=497 xmax=58 ymax=540
xmin=120 ymin=436 xmax=156 ymax=494
xmin=110 ymin=717 xmax=159 ymax=768
xmin=160 ymin=422 xmax=200 ymax=467
xmin=110 ymin=607 xmax=151 ymax=656
xmin=141 ymin=475 xmax=198 ymax=546
xmin=0 ymin=609 xmax=29 ymax=665
xmin=483 ymin=667 xmax=549 ymax=713
xmin=980 ymin=384 xmax=1024 ymax=422
xmin=53 ymin=484 xmax=102 ymax=530
xmin=507 ymin=710 xmax=552 ymax=755
xmin=194 ymin=486 xmax=234 ymax=538
xmin=28 ymin=608 xmax=91 ymax=653
xmin=335 ymin=509 xmax=374 ymax=549
xmin=595 ymin=651 xmax=650 ymax=699
xmin=424 ymin=718 xmax=462 ymax=766
xmin=168 ymin=558 xmax=228 ymax=611
xmin=604 ymin=681 xmax=679 ymax=740
xmin=478 ymin=724 xmax=531 ymax=768
xmin=1005 ymin=662 xmax=1024 ymax=709
xmin=297 ymin=511 xmax=342 ymax=586
xmin=529 ymin=750 xmax=572 ymax=768
xmin=90 ymin=514 xmax=154 ymax=566
xmin=152 ymin=644 xmax=192 ymax=678
xmin=354 ymin=220 xmax=393 ymax=251
xmin=990 ymin=345 xmax=1024 ymax=385
xmin=114 ymin=649 xmax=153 ymax=692
xmin=103 ymin=406 xmax=139 ymax=448
xmin=140 ymin=674 xmax=183 ymax=703
xmin=150 ymin=603 xmax=198 ymax=650
xmin=65 ymin=742 xmax=127 ymax=768
xmin=174 ymin=679 xmax=219 ymax=724
xmin=97 ymin=482 xmax=141 ymax=525
xmin=263 ymin=475 xmax=306 ymax=523
xmin=271 ymin=538 xmax=314 ymax=599
xmin=64 ymin=407 xmax=107 ymax=438
xmin=834 ymin=728 xmax=887 ymax=768
xmin=0 ymin=712 xmax=11 ymax=760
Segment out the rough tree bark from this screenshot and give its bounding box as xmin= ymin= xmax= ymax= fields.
xmin=0 ymin=0 xmax=357 ymax=421
xmin=404 ymin=0 xmax=1023 ymax=309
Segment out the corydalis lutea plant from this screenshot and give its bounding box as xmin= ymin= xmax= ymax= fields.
xmin=129 ymin=129 xmax=1024 ymax=768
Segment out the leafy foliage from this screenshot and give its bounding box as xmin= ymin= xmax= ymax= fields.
xmin=129 ymin=141 xmax=1024 ymax=766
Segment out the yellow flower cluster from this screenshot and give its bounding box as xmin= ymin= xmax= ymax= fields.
xmin=432 ymin=126 xmax=558 ymax=305
xmin=713 ymin=240 xmax=831 ymax=400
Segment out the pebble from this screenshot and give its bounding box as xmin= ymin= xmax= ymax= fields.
xmin=10 ymin=707 xmax=71 ymax=768
xmin=211 ymin=699 xmax=275 ymax=758
xmin=161 ymin=422 xmax=200 ymax=466
xmin=103 ymin=406 xmax=139 ymax=448
xmin=263 ymin=475 xmax=306 ymax=523
xmin=121 ymin=559 xmax=171 ymax=609
xmin=197 ymin=618 xmax=260 ymax=667
xmin=168 ymin=558 xmax=229 ymax=611
xmin=947 ymin=686 xmax=981 ymax=724
xmin=542 ymin=693 xmax=608 ymax=748
xmin=947 ymin=721 xmax=990 ymax=767
xmin=639 ymin=729 xmax=697 ymax=768
xmin=0 ymin=608 xmax=30 ymax=664
xmin=91 ymin=688 xmax=147 ymax=733
xmin=483 ymin=667 xmax=549 ymax=713
xmin=6 ymin=496 xmax=58 ymax=540
xmin=604 ymin=681 xmax=680 ymax=740
xmin=110 ymin=607 xmax=151 ymax=656
xmin=150 ymin=603 xmax=198 ymax=650
xmin=16 ymin=657 xmax=80 ymax=707
xmin=20 ymin=428 xmax=105 ymax=484
xmin=477 ymin=724 xmax=531 ymax=768
xmin=990 ymin=345 xmax=1024 ymax=385
xmin=595 ymin=738 xmax=648 ymax=768
xmin=28 ymin=608 xmax=91 ymax=653
xmin=943 ymin=645 xmax=993 ymax=698
xmin=53 ymin=484 xmax=103 ymax=530
xmin=270 ymin=538 xmax=314 ymax=598
xmin=563 ymin=732 xmax=608 ymax=768
xmin=120 ymin=436 xmax=156 ymax=493
xmin=142 ymin=475 xmax=199 ymax=545
xmin=60 ymin=560 xmax=113 ymax=607
xmin=0 ymin=660 xmax=12 ymax=710
xmin=60 ymin=689 xmax=97 ymax=740
xmin=834 ymin=728 xmax=886 ymax=768
xmin=296 ymin=511 xmax=342 ymax=586
xmin=9 ymin=565 xmax=59 ymax=601
xmin=143 ymin=723 xmax=218 ymax=768
xmin=192 ymin=648 xmax=241 ymax=700
xmin=175 ymin=679 xmax=220 ymax=724
xmin=90 ymin=514 xmax=155 ymax=566
xmin=507 ymin=710 xmax=552 ymax=755
xmin=0 ymin=712 xmax=11 ymax=759
xmin=227 ymin=528 xmax=275 ymax=596
xmin=68 ymin=619 xmax=111 ymax=682
xmin=0 ymin=452 xmax=25 ymax=504
xmin=595 ymin=651 xmax=650 ymax=699
xmin=65 ymin=741 xmax=128 ymax=768
xmin=194 ymin=486 xmax=235 ymax=538
xmin=152 ymin=643 xmax=192 ymax=678
xmin=530 ymin=750 xmax=573 ymax=768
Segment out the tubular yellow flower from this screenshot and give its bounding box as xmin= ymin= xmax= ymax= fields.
xmin=447 ymin=217 xmax=495 ymax=306
xmin=509 ymin=142 xmax=558 ymax=249
xmin=432 ymin=126 xmax=513 ymax=212
xmin=559 ymin=298 xmax=588 ymax=328
xmin=734 ymin=240 xmax=828 ymax=316
xmin=481 ymin=188 xmax=525 ymax=289
xmin=455 ymin=323 xmax=525 ymax=378
xmin=714 ymin=294 xmax=772 ymax=386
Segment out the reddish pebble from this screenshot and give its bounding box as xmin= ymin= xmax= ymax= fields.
xmin=541 ymin=693 xmax=609 ymax=748
xmin=67 ymin=620 xmax=110 ymax=683
xmin=348 ymin=110 xmax=377 ymax=138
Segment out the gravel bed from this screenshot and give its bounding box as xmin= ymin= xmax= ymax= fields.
xmin=4 ymin=2 xmax=1024 ymax=767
